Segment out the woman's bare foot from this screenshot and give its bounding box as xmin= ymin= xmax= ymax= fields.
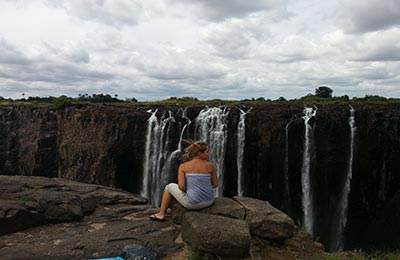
xmin=149 ymin=213 xmax=166 ymax=222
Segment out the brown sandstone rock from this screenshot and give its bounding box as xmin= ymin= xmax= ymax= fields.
xmin=0 ymin=176 xmax=182 ymax=260
xmin=181 ymin=212 xmax=251 ymax=257
xmin=0 ymin=176 xmax=146 ymax=235
xmin=171 ymin=197 xmax=245 ymax=224
xmin=0 ymin=200 xmax=45 ymax=235
xmin=234 ymin=196 xmax=297 ymax=241
xmin=36 ymin=191 xmax=83 ymax=222
xmin=249 ymin=231 xmax=325 ymax=260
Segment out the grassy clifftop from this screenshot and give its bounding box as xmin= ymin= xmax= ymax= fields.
xmin=1 ymin=94 xmax=400 ymax=107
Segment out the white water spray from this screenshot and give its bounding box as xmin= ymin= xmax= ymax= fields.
xmin=283 ymin=120 xmax=292 ymax=212
xmin=153 ymin=112 xmax=175 ymax=206
xmin=140 ymin=110 xmax=175 ymax=206
xmin=195 ymin=107 xmax=230 ymax=197
xmin=178 ymin=108 xmax=191 ymax=151
xmin=237 ymin=107 xmax=252 ymax=196
xmin=141 ymin=110 xmax=158 ymax=200
xmin=301 ymin=106 xmax=317 ymax=235
xmin=332 ymin=105 xmax=356 ymax=251
xmin=162 ymin=108 xmax=192 ymax=184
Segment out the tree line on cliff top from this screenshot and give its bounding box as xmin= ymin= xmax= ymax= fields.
xmin=0 ymin=86 xmax=398 ymax=106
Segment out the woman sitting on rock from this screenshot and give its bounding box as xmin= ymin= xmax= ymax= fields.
xmin=150 ymin=140 xmax=218 ymax=221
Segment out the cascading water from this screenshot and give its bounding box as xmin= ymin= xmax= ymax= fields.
xmin=283 ymin=120 xmax=292 ymax=214
xmin=141 ymin=110 xmax=158 ymax=201
xmin=177 ymin=108 xmax=191 ymax=152
xmin=141 ymin=107 xmax=229 ymax=205
xmin=162 ymin=108 xmax=192 ymax=184
xmin=330 ymin=105 xmax=357 ymax=251
xmin=301 ymin=106 xmax=317 ymax=235
xmin=140 ymin=110 xmax=175 ymax=206
xmin=195 ymin=107 xmax=230 ymax=197
xmin=237 ymin=107 xmax=252 ymax=196
xmin=153 ymin=112 xmax=175 ymax=206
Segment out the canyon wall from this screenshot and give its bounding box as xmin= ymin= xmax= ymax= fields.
xmin=0 ymin=103 xmax=399 ymax=252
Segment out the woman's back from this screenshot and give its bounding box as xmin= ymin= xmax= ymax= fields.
xmin=180 ymin=158 xmax=216 ymax=204
xmin=181 ymin=158 xmax=213 ymax=174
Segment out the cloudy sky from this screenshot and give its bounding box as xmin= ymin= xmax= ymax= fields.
xmin=0 ymin=0 xmax=399 ymax=101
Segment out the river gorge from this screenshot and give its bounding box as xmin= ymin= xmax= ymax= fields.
xmin=0 ymin=103 xmax=399 ymax=252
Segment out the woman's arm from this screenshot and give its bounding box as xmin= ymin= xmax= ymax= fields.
xmin=211 ymin=164 xmax=218 ymax=188
xmin=178 ymin=164 xmax=186 ymax=191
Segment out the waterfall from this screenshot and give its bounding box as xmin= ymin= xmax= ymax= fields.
xmin=140 ymin=109 xmax=158 ymax=200
xmin=195 ymin=107 xmax=230 ymax=197
xmin=153 ymin=111 xmax=175 ymax=206
xmin=162 ymin=108 xmax=192 ymax=184
xmin=283 ymin=120 xmax=292 ymax=213
xmin=141 ymin=106 xmax=229 ymax=205
xmin=331 ymin=105 xmax=356 ymax=251
xmin=178 ymin=108 xmax=192 ymax=151
xmin=237 ymin=107 xmax=252 ymax=196
xmin=301 ymin=106 xmax=317 ymax=235
xmin=140 ymin=110 xmax=175 ymax=206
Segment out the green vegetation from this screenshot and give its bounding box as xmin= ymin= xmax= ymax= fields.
xmin=315 ymin=86 xmax=334 ymax=98
xmin=50 ymin=96 xmax=73 ymax=107
xmin=16 ymin=196 xmax=32 ymax=203
xmin=187 ymin=247 xmax=218 ymax=260
xmin=186 ymin=248 xmax=400 ymax=260
xmin=321 ymin=251 xmax=400 ymax=260
xmin=21 ymin=185 xmax=42 ymax=191
xmin=0 ymin=93 xmax=133 ymax=107
xmin=188 ymin=250 xmax=210 ymax=260
xmin=185 ymin=249 xmax=400 ymax=260
xmin=1 ymin=88 xmax=400 ymax=107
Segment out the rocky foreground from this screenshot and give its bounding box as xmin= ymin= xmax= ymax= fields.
xmin=1 ymin=176 xmax=327 ymax=260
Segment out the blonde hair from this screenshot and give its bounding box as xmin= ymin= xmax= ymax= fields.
xmin=182 ymin=139 xmax=208 ymax=162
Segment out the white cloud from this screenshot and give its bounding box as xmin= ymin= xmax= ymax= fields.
xmin=355 ymin=29 xmax=400 ymax=61
xmin=0 ymin=37 xmax=31 ymax=65
xmin=201 ymin=19 xmax=257 ymax=59
xmin=167 ymin=0 xmax=290 ymax=22
xmin=338 ymin=0 xmax=400 ymax=33
xmin=0 ymin=0 xmax=399 ymax=100
xmin=131 ymin=46 xmax=228 ymax=81
xmin=45 ymin=0 xmax=143 ymax=28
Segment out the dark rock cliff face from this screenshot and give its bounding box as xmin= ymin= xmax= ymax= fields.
xmin=0 ymin=103 xmax=399 ymax=252
xmin=0 ymin=106 xmax=58 ymax=177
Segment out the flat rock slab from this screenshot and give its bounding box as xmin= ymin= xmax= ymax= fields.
xmin=171 ymin=197 xmax=245 ymax=224
xmin=234 ymin=196 xmax=297 ymax=241
xmin=0 ymin=176 xmax=182 ymax=260
xmin=0 ymin=176 xmax=147 ymax=235
xmin=181 ymin=212 xmax=251 ymax=257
